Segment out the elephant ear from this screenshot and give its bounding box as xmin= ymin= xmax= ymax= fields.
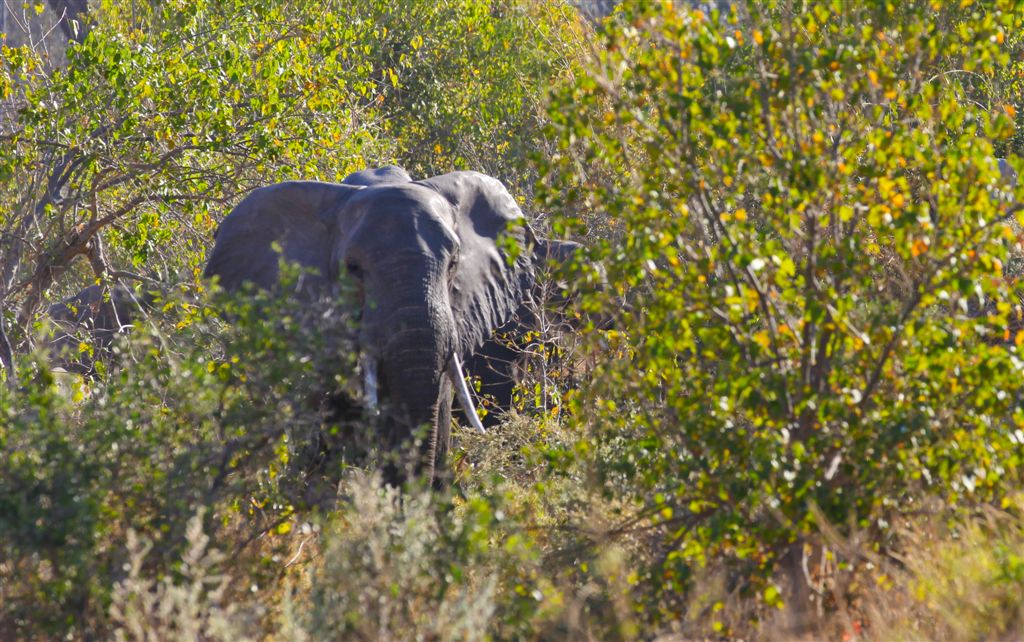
xmin=417 ymin=171 xmax=536 ymax=357
xmin=204 ymin=181 xmax=362 ymax=295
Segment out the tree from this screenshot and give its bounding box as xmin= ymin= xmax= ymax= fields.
xmin=0 ymin=0 xmax=397 ymax=346
xmin=542 ymin=0 xmax=1024 ymax=628
xmin=0 ymin=1 xmax=588 ymax=636
xmin=0 ymin=0 xmax=585 ymax=352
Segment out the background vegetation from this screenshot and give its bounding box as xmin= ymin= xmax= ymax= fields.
xmin=2 ymin=0 xmax=1024 ymax=639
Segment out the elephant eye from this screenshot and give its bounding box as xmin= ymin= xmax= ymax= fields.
xmin=346 ymin=261 xmax=363 ymax=279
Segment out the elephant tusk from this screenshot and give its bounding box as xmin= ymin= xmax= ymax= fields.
xmin=449 ymin=353 xmax=486 ymax=434
xmin=361 ymin=355 xmax=379 ymax=414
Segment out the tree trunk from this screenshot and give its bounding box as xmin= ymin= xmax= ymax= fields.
xmin=782 ymin=538 xmax=815 ymax=634
xmin=0 ymin=311 xmax=13 ymax=382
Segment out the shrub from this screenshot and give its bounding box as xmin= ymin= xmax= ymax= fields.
xmin=109 ymin=510 xmax=259 ymax=642
xmin=345 ymin=0 xmax=587 ymax=197
xmin=541 ymin=0 xmax=1024 ymax=630
xmin=288 ymin=476 xmax=501 ymax=641
xmin=866 ymin=499 xmax=1024 ymax=641
xmin=0 ymin=277 xmax=362 ymax=637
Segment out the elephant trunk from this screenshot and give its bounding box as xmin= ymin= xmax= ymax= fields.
xmin=377 ymin=316 xmax=450 ymax=482
xmin=366 ymin=279 xmax=485 ymax=484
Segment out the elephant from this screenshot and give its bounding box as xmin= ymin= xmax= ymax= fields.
xmin=999 ymin=157 xmax=1017 ymax=186
xmin=46 ymin=283 xmax=151 ymax=375
xmin=203 ymin=168 xmax=546 ymax=486
xmin=341 ymin=164 xmax=413 ymax=186
xmin=461 ymin=239 xmax=583 ymax=428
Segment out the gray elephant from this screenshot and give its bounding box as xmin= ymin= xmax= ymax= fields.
xmin=461 ymin=239 xmax=583 ymax=428
xmin=47 ymin=283 xmax=150 ymax=375
xmin=340 ymin=165 xmax=587 ymax=428
xmin=203 ymin=168 xmax=541 ymax=486
xmin=341 ymin=164 xmax=413 ymax=186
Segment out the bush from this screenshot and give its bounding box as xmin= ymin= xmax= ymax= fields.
xmin=109 ymin=510 xmax=259 ymax=642
xmin=0 ymin=0 xmax=583 ymax=345
xmin=288 ymin=476 xmax=503 ymax=641
xmin=0 ymin=1 xmax=589 ymax=636
xmin=541 ymin=0 xmax=1024 ymax=630
xmin=866 ymin=498 xmax=1024 ymax=641
xmin=0 ymin=277 xmax=362 ymax=637
xmin=356 ymin=0 xmax=588 ymax=198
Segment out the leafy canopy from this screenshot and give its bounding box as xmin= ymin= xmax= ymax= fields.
xmin=542 ymin=0 xmax=1024 ymax=618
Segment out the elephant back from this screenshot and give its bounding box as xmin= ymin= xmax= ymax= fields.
xmin=342 ymin=165 xmax=412 ymax=186
xmin=204 ymin=181 xmax=362 ymax=295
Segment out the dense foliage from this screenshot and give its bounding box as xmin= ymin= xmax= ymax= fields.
xmin=542 ymin=0 xmax=1024 ymax=629
xmin=2 ymin=0 xmax=1024 ymax=639
xmin=0 ymin=0 xmax=579 ymax=333
xmin=0 ymin=1 xmax=584 ymax=637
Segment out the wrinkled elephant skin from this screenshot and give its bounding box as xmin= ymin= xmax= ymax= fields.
xmin=204 ymin=167 xmax=544 ymax=486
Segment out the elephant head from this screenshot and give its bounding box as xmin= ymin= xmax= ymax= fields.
xmin=341 ymin=164 xmax=412 ymax=186
xmin=47 ymin=283 xmax=153 ymax=375
xmin=203 ymin=169 xmax=535 ymax=485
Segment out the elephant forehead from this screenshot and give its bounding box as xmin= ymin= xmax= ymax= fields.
xmin=339 ymin=185 xmax=457 ymax=252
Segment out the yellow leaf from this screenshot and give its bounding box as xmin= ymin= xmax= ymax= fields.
xmin=753 ymin=330 xmax=771 ymax=349
xmin=753 ymin=29 xmax=764 ymax=45
xmin=1003 ymin=104 xmax=1016 ymax=118
xmin=734 ymin=208 xmax=747 ymax=222
xmin=276 ymin=521 xmax=292 ymax=535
